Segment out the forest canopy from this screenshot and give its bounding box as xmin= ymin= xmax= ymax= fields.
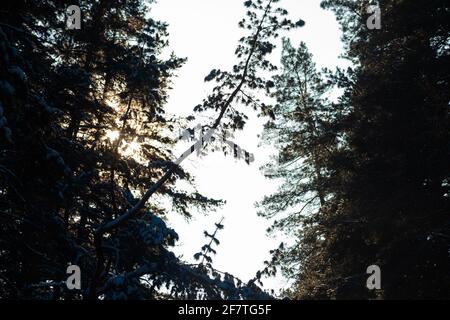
xmin=0 ymin=0 xmax=449 ymax=301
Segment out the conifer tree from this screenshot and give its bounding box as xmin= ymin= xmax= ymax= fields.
xmin=0 ymin=0 xmax=302 ymax=299
xmin=260 ymin=0 xmax=450 ymax=299
xmin=257 ymin=38 xmax=338 ymax=298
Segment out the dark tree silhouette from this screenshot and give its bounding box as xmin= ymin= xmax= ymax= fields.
xmin=0 ymin=0 xmax=302 ymax=299
xmin=259 ymin=0 xmax=450 ymax=299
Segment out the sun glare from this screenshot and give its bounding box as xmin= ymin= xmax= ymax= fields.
xmin=104 ymin=130 xmax=143 ymax=159
xmin=121 ymin=139 xmax=141 ymax=158
xmin=106 ymin=130 xmax=120 ymax=142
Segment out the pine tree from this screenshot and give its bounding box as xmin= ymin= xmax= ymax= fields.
xmin=259 ymin=0 xmax=450 ymax=299
xmin=0 ymin=0 xmax=303 ymax=299
xmin=257 ymin=38 xmax=339 ymax=298
xmin=0 ymin=0 xmax=220 ymax=299
xmin=318 ymin=0 xmax=450 ymax=299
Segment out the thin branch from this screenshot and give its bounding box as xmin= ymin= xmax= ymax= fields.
xmin=90 ymin=0 xmax=274 ymax=298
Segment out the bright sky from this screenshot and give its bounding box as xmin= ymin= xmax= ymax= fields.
xmin=151 ymin=0 xmax=348 ymax=294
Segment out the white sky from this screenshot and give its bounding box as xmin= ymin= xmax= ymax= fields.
xmin=151 ymin=0 xmax=349 ymax=294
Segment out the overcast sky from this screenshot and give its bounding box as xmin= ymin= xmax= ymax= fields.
xmin=151 ymin=0 xmax=349 ymax=293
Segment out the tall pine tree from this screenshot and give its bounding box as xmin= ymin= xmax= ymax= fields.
xmin=0 ymin=0 xmax=302 ymax=300
xmin=260 ymin=0 xmax=450 ymax=299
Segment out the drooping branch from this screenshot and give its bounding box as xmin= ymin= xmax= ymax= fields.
xmin=94 ymin=0 xmax=274 ymax=244
xmin=90 ymin=0 xmax=302 ymax=298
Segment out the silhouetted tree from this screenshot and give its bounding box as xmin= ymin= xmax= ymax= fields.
xmin=260 ymin=0 xmax=450 ymax=299
xmin=0 ymin=0 xmax=302 ymax=299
